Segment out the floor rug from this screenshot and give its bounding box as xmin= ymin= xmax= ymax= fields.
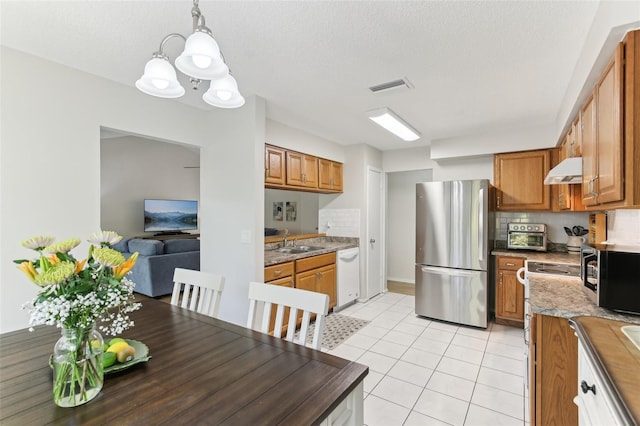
xmin=296 ymin=313 xmax=369 ymax=350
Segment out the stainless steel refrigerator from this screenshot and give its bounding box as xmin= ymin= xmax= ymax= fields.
xmin=415 ymin=180 xmax=490 ymax=328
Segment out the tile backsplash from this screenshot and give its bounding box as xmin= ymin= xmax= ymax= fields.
xmin=318 ymin=209 xmax=360 ymax=237
xmin=606 ymin=209 xmax=640 ymax=244
xmin=494 ymin=211 xmax=591 ymax=247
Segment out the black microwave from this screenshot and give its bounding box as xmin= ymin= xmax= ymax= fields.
xmin=581 ymin=244 xmax=640 ymax=315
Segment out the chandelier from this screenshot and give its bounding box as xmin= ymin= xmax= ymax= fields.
xmin=135 ymin=0 xmax=244 ymax=108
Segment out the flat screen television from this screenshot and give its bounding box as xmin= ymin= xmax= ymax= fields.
xmin=144 ymin=199 xmax=198 ymax=235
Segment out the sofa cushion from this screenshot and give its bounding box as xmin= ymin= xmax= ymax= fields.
xmin=111 ymin=237 xmax=131 ymax=253
xmin=164 ymin=239 xmax=200 ymax=254
xmin=128 ymin=238 xmax=164 ymax=256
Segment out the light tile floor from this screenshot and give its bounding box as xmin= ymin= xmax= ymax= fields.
xmin=327 ymin=292 xmax=529 ymax=426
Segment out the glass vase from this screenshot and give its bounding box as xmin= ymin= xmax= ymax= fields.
xmin=52 ymin=324 xmax=104 ymax=407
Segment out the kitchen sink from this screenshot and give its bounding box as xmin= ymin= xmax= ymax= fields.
xmin=273 ymin=245 xmax=325 ymax=254
xmin=621 ymin=325 xmax=640 ymax=352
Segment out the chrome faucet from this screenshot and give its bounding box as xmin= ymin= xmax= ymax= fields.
xmin=282 ymin=229 xmax=289 ymax=247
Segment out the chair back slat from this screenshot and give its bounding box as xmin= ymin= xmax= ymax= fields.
xmin=246 ymin=282 xmax=329 ymax=350
xmin=171 ymin=268 xmax=225 ymax=318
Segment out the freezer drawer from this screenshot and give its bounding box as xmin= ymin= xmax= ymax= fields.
xmin=415 ymin=264 xmax=488 ymax=328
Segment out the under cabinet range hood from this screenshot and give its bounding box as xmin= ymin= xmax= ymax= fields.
xmin=544 ymin=157 xmax=582 ymax=184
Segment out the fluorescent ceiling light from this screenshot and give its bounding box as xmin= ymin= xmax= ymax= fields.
xmin=367 ymin=108 xmax=420 ymax=141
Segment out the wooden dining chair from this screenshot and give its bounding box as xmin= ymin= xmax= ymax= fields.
xmin=171 ymin=268 xmax=225 ymax=318
xmin=247 ymin=281 xmax=330 ymax=350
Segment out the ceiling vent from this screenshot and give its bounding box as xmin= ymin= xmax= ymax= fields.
xmin=368 ymin=78 xmax=414 ymax=94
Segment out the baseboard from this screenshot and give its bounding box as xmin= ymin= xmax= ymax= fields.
xmin=387 ymin=280 xmax=415 ymax=296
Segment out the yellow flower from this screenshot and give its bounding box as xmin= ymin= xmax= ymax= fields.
xmin=92 ymin=247 xmax=125 ymax=268
xmin=17 ymin=261 xmax=38 ymax=282
xmin=21 ymin=236 xmax=55 ymax=251
xmin=48 ymin=255 xmax=61 ymax=264
xmin=34 ymin=261 xmax=75 ymax=286
xmin=43 ymin=238 xmax=81 ymax=255
xmin=114 ymin=252 xmax=138 ymax=279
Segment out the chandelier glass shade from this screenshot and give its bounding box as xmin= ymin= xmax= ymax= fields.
xmin=203 ymin=74 xmax=245 ymax=108
xmin=136 ymin=0 xmax=244 ymax=108
xmin=135 ymin=56 xmax=185 ymax=98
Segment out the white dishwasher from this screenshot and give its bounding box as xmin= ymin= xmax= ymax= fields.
xmin=336 ymin=247 xmax=360 ymax=310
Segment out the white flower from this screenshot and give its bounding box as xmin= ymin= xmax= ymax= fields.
xmin=88 ymin=230 xmax=122 ymax=247
xmin=21 ymin=236 xmax=55 ymax=251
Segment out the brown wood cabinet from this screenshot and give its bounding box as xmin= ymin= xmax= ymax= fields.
xmin=318 ymin=159 xmax=343 ymax=192
xmin=264 ymin=252 xmax=337 ymax=332
xmin=495 ymin=256 xmax=525 ymax=327
xmin=265 ymin=145 xmax=286 ymax=186
xmin=286 ymin=151 xmax=319 ymax=189
xmin=578 ymin=30 xmax=640 ymax=209
xmin=296 ymin=252 xmax=337 ymax=310
xmin=264 ymin=261 xmax=295 ymax=335
xmin=583 ymin=44 xmax=624 ymax=206
xmin=551 ymin=144 xmax=585 ymax=212
xmin=265 ymin=144 xmax=343 ymax=194
xmin=494 ymin=149 xmax=551 ymax=211
xmin=530 ymin=314 xmax=578 ymax=426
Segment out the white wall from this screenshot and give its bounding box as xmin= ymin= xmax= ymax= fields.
xmin=201 ymin=97 xmax=266 ymax=327
xmin=101 ymin=136 xmax=200 ymax=238
xmin=0 ymin=47 xmax=262 ymax=332
xmin=266 ymin=119 xmax=345 ymax=162
xmin=387 ymin=169 xmax=432 ymax=283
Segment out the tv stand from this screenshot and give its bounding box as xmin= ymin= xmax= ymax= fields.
xmin=154 ymin=231 xmax=188 ymax=237
xmin=139 ymin=233 xmax=199 ymax=241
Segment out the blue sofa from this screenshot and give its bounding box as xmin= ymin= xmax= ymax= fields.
xmin=113 ymin=238 xmax=200 ymax=297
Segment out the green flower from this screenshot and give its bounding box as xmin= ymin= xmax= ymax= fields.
xmin=88 ymin=230 xmax=122 ymax=247
xmin=92 ymin=247 xmax=125 ymax=268
xmin=44 ymin=238 xmax=81 ymax=254
xmin=21 ymin=236 xmax=55 ymax=251
xmin=34 ymin=261 xmax=75 ymax=286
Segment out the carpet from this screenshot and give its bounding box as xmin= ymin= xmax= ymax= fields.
xmin=296 ymin=313 xmax=370 ymax=350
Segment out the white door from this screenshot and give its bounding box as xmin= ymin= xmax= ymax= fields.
xmin=366 ymin=168 xmax=384 ymax=299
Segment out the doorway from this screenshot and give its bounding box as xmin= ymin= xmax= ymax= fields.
xmin=366 ymin=167 xmax=384 ymax=299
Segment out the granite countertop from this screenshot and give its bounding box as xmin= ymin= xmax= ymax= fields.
xmin=492 ymin=248 xmax=640 ymax=324
xmin=264 ymin=237 xmax=359 ymax=266
xmin=491 ymin=249 xmax=582 ymax=264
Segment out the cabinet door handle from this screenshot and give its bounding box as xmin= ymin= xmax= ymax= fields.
xmin=273 ymin=270 xmax=282 ymax=276
xmin=505 ymin=262 xmax=515 ymax=267
xmin=499 ymin=272 xmax=503 ymax=285
xmin=580 ymin=380 xmax=596 ymax=395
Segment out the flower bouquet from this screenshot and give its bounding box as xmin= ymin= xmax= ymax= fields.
xmin=14 ymin=231 xmax=141 ymax=407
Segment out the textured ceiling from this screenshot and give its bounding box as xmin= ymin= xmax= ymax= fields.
xmin=1 ymin=1 xmax=600 ymax=151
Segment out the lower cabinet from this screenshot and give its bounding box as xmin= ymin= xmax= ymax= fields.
xmin=264 ymin=261 xmax=295 ymax=335
xmin=264 ymin=252 xmax=337 ymax=335
xmin=495 ymin=256 xmax=525 ymax=327
xmin=296 ymin=252 xmax=337 ymax=310
xmin=575 ymin=341 xmax=621 ymax=425
xmin=530 ymin=314 xmax=578 ymax=426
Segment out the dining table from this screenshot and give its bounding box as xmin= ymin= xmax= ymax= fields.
xmin=0 ymin=295 xmax=368 ymax=425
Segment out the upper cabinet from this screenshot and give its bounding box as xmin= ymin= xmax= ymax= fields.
xmin=265 ymin=144 xmax=343 ymax=194
xmin=552 ymin=120 xmax=585 ymax=212
xmin=494 ymin=149 xmax=551 ymax=211
xmin=579 ymin=30 xmax=640 ymax=209
xmin=318 ymin=159 xmax=343 ymax=192
xmin=583 ymin=44 xmax=624 ymax=206
xmin=286 ymin=151 xmax=319 ymax=189
xmin=265 ymin=145 xmax=286 ymax=186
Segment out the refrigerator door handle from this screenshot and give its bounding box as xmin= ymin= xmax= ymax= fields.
xmin=420 ymin=266 xmax=478 ymax=277
xmin=478 ymin=187 xmax=485 ymax=263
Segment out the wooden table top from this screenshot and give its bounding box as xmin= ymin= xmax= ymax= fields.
xmin=0 ymin=296 xmax=368 ymax=425
xmin=570 ymin=316 xmax=640 ymax=425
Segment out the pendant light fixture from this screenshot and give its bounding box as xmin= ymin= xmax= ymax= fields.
xmin=135 ymin=0 xmax=244 ymax=108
